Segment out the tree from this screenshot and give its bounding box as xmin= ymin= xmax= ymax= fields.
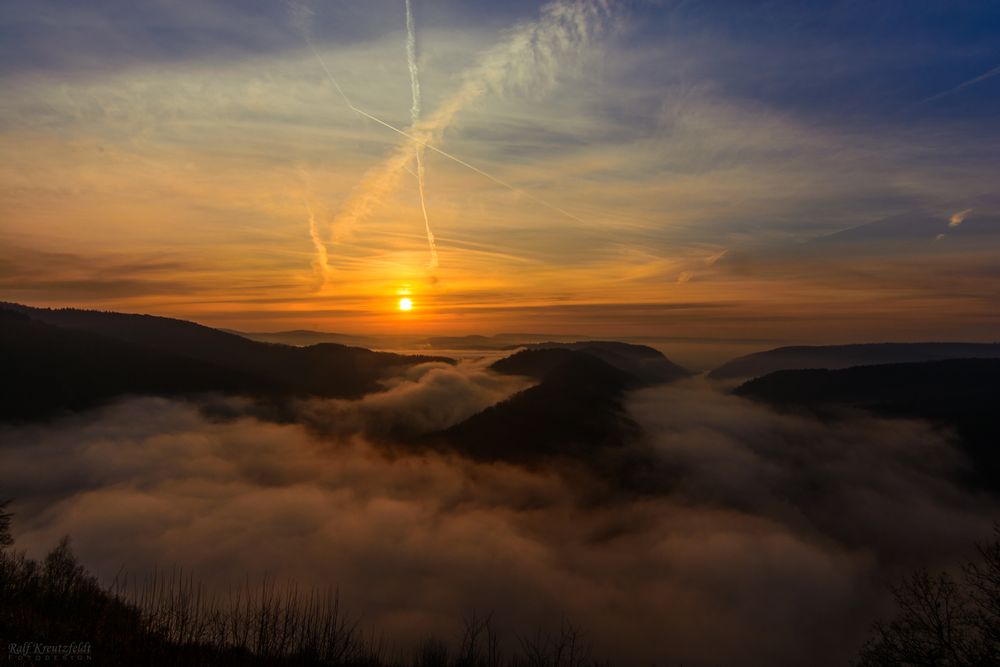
xmin=857 ymin=528 xmax=1000 ymax=666
xmin=0 ymin=499 xmax=13 ymax=548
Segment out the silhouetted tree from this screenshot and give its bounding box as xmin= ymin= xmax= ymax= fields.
xmin=857 ymin=528 xmax=1000 ymax=666
xmin=457 ymin=611 xmax=502 ymax=667
xmin=0 ymin=499 xmax=12 ymax=548
xmin=0 ymin=507 xmax=613 ymax=666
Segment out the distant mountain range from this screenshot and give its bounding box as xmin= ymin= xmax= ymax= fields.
xmin=5 ymin=301 xmax=998 ymax=491
xmin=710 ymin=342 xmax=1000 ymax=380
xmin=422 ymin=334 xmax=590 ymax=350
xmin=0 ymin=302 xmax=689 ymax=431
xmin=231 ymin=330 xmax=594 ymax=351
xmin=0 ymin=302 xmax=695 ymax=468
xmin=221 ymin=329 xmax=377 ymax=348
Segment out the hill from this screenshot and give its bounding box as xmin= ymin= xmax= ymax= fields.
xmin=735 ymin=358 xmax=1000 ymax=489
xmin=439 ymin=351 xmax=641 ymax=462
xmin=710 ymin=342 xmax=1000 ymax=380
xmin=511 ymin=341 xmax=691 ymax=384
xmin=223 ymin=329 xmax=375 ymax=348
xmin=0 ymin=303 xmax=448 ymax=420
xmin=435 ymin=343 xmax=688 ymax=463
xmin=0 ymin=310 xmax=268 ymax=420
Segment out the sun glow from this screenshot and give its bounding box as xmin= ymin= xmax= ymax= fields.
xmin=398 ymin=297 xmax=413 ymax=311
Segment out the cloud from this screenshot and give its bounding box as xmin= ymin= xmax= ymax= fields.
xmin=629 ymin=381 xmax=988 ymax=557
xmin=313 ymin=0 xmax=613 ymax=256
xmin=1 ymin=376 xmax=994 ymax=666
xmin=2 ymin=4 xmax=998 ymax=340
xmin=704 ymin=249 xmax=728 ymax=266
xmin=950 ymin=208 xmax=973 ymax=227
xmin=0 ymin=244 xmax=198 ymax=302
xmin=305 ymin=201 xmax=332 ymax=289
xmin=284 ymin=359 xmax=533 ymax=439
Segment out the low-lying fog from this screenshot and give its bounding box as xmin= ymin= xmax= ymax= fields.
xmin=1 ymin=361 xmax=994 ymax=665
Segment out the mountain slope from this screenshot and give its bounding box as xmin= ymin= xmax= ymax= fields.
xmin=735 ymin=358 xmax=1000 ymax=489
xmin=435 ymin=343 xmax=687 ymax=463
xmin=511 ymin=341 xmax=691 ymax=384
xmin=710 ymin=342 xmax=1000 ymax=380
xmin=0 ymin=310 xmax=268 ymax=420
xmin=440 ymin=350 xmax=641 ymax=462
xmin=223 ymin=329 xmax=374 ymax=348
xmin=2 ymin=302 xmax=449 ymax=397
xmin=0 ymin=303 xmax=449 ymax=420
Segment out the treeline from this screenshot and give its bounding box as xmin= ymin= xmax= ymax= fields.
xmin=3 ymin=500 xmax=998 ymax=666
xmin=0 ymin=501 xmax=603 ymax=667
xmin=856 ymin=526 xmax=1000 ymax=666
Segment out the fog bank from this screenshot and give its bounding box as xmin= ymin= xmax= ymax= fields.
xmin=0 ymin=375 xmax=995 ymax=665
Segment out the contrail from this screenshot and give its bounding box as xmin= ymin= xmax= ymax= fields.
xmin=304 ymin=36 xmax=590 ymax=228
xmin=405 ymin=0 xmax=421 ymax=123
xmin=405 ymin=0 xmax=438 ymax=270
xmin=920 ymin=63 xmax=1000 ymax=105
xmin=301 ymin=0 xmax=608 ymax=256
xmin=304 ymin=200 xmax=332 ymax=288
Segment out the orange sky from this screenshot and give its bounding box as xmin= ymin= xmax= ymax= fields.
xmin=1 ymin=1 xmax=998 ymax=344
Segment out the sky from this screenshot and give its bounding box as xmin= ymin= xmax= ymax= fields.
xmin=1 ymin=0 xmax=998 ymax=342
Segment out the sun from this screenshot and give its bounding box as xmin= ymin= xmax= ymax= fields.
xmin=398 ymin=297 xmax=413 ymax=311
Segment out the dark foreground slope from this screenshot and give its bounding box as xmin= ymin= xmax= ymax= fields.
xmin=438 ymin=345 xmax=688 ymax=462
xmin=736 ymin=358 xmax=1000 ymax=489
xmin=1 ymin=505 xmax=611 ymax=667
xmin=710 ymin=342 xmax=1000 ymax=380
xmin=0 ymin=303 xmax=446 ymax=421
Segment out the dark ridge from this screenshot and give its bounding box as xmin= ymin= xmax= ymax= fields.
xmin=430 ymin=342 xmax=688 ymax=464
xmin=0 ymin=511 xmax=613 ymax=666
xmin=0 ymin=303 xmax=451 ymax=421
xmin=423 ymin=334 xmax=508 ymax=349
xmin=496 ymin=341 xmax=691 ymax=385
xmin=222 ymin=329 xmax=371 ymax=347
xmin=438 ymin=350 xmax=643 ymax=463
xmin=489 ymin=347 xmax=584 ymax=380
xmin=710 ymin=342 xmax=1000 ymax=380
xmin=0 ymin=311 xmax=268 ymax=421
xmin=735 ymin=358 xmax=1000 ymax=490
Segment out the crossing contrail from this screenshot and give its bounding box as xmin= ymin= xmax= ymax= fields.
xmin=405 ymin=0 xmax=438 ymax=271
xmin=303 ymin=37 xmax=590 ymax=226
xmin=405 ymin=0 xmax=421 ymax=124
xmin=300 ymin=0 xmax=610 ymax=274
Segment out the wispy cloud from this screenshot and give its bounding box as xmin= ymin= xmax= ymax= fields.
xmin=306 ymin=0 xmax=611 ymax=267
xmin=1 ymin=2 xmax=997 ymax=338
xmin=949 ymin=208 xmax=973 ymax=227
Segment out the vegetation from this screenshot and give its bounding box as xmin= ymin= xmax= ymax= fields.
xmin=857 ymin=528 xmax=1000 ymax=666
xmin=0 ymin=500 xmax=605 ymax=667
xmin=6 ymin=499 xmax=1000 ymax=666
xmin=442 ymin=350 xmax=643 ymax=462
xmin=736 ymin=358 xmax=1000 ymax=491
xmin=710 ymin=342 xmax=1000 ymax=381
xmin=0 ymin=304 xmax=447 ymax=422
